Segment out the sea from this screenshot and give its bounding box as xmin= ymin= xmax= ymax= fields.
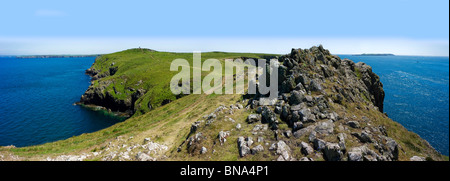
xmin=0 ymin=55 xmax=448 ymax=156
xmin=0 ymin=57 xmax=124 ymax=147
xmin=339 ymin=55 xmax=449 ymax=156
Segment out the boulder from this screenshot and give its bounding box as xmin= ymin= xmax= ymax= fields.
xmin=410 ymin=156 xmax=426 ymax=161
xmin=313 ymin=138 xmax=327 ymax=151
xmin=261 ymin=106 xmax=278 ymax=129
xmin=299 ymin=142 xmax=314 ymax=156
xmin=347 ymin=121 xmax=360 ymax=128
xmin=237 ymin=137 xmax=251 ymax=157
xmin=290 ymin=90 xmax=306 ymax=105
xmin=275 ymin=141 xmax=292 ymax=161
xmin=247 ymin=114 xmax=261 ymax=123
xmin=293 ymin=122 xmax=304 ymax=131
xmin=309 ymin=79 xmax=323 ymax=92
xmin=383 ymin=136 xmax=399 ymax=161
xmin=218 ymin=131 xmax=230 ymax=145
xmin=200 ymin=147 xmax=207 ymax=154
xmin=251 ymin=145 xmax=264 ymax=155
xmin=236 ymin=123 xmax=242 ymax=130
xmin=347 ymin=145 xmax=380 ymax=161
xmin=323 ymin=142 xmax=343 ymax=161
xmin=351 ymin=131 xmax=373 ymax=143
xmin=314 ymin=120 xmax=335 ymax=135
xmin=348 ymin=151 xmax=363 ymax=161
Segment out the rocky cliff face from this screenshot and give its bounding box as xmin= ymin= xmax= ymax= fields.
xmin=78 ymin=58 xmax=146 ymax=117
xmin=278 ymin=45 xmax=385 ymax=113
xmin=176 ymin=45 xmax=441 ymax=161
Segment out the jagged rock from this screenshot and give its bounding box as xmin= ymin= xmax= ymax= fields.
xmin=283 ymin=130 xmax=292 ymax=138
xmin=247 ymin=114 xmax=261 ymax=123
xmin=323 ymin=142 xmax=343 ymax=161
xmin=136 ymin=152 xmax=153 ymax=161
xmin=246 ymin=137 xmax=254 ymax=147
xmin=309 ymin=79 xmax=323 ymax=92
xmin=281 ymin=105 xmax=290 ymax=121
xmin=355 ymin=62 xmax=385 ymax=112
xmin=410 ymin=156 xmax=426 ymax=161
xmin=261 ymin=106 xmax=278 ymax=129
xmin=293 ymin=125 xmax=315 ymax=138
xmin=347 ymin=145 xmax=380 ymax=161
xmin=328 ymin=112 xmax=339 ymax=122
xmin=274 ymin=106 xmax=282 ymax=114
xmin=187 ymin=132 xmax=205 ymax=154
xmin=308 ymin=131 xmax=317 ymax=142
xmin=337 ymin=133 xmax=347 ymax=152
xmin=293 ymin=122 xmax=303 ymax=131
xmin=251 ymin=145 xmax=264 ymax=154
xmin=299 ymin=142 xmax=314 ymax=156
xmin=348 ymin=151 xmax=363 ymax=161
xmin=274 ymin=141 xmax=292 ymax=161
xmin=382 ymin=136 xmax=399 ymax=161
xmin=313 ymin=138 xmax=327 ymax=151
xmin=347 ymin=121 xmax=360 ymax=128
xmin=190 ymin=121 xmax=201 ymax=135
xmin=237 ymin=137 xmax=251 ymax=157
xmin=351 ymin=131 xmax=373 ymax=143
xmin=218 ymin=131 xmax=230 ymax=145
xmin=290 ymin=90 xmax=306 ymax=105
xmin=314 ymin=120 xmax=335 ymax=135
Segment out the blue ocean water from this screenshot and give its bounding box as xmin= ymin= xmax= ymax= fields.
xmin=339 ymin=55 xmax=449 ymax=156
xmin=0 ymin=57 xmax=124 ymax=147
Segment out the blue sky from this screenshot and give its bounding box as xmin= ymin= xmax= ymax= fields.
xmin=0 ymin=0 xmax=448 ymax=55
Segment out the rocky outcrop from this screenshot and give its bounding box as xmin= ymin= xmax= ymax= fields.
xmin=172 ymin=46 xmax=441 ymax=161
xmin=78 ymin=57 xmax=147 ymax=117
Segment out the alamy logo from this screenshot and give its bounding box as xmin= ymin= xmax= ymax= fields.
xmin=169 ymin=52 xmax=279 ymax=105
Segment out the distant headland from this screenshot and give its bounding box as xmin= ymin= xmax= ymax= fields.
xmin=353 ymin=53 xmax=395 ymax=56
xmin=15 ymin=55 xmax=101 ymax=59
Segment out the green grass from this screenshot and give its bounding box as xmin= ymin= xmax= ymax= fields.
xmin=89 ymin=48 xmax=278 ymax=116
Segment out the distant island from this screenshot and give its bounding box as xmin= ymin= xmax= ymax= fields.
xmin=353 ymin=53 xmax=395 ymax=56
xmin=16 ymin=55 xmax=101 ymax=59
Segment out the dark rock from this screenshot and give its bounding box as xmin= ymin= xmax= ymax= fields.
xmin=313 ymin=138 xmax=327 ymax=151
xmin=309 ymin=79 xmax=323 ymax=92
xmin=109 ymin=66 xmax=118 ymax=76
xmin=351 ymin=131 xmax=373 ymax=143
xmin=323 ymin=142 xmax=343 ymax=161
xmin=274 ymin=106 xmax=282 ymax=114
xmin=261 ymin=106 xmax=278 ymax=129
xmin=293 ymin=122 xmax=304 ymax=131
xmin=347 ymin=121 xmax=360 ymax=128
xmin=290 ymin=90 xmax=306 ymax=105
